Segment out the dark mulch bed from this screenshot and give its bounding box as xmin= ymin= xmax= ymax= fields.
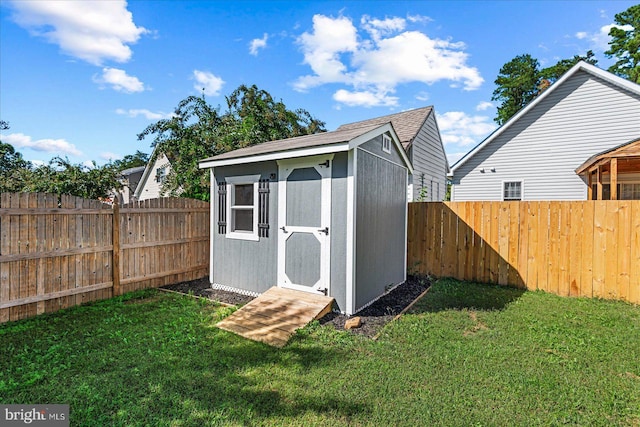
xmin=161 ymin=275 xmax=431 ymax=339
xmin=161 ymin=278 xmax=255 ymax=306
xmin=318 ymin=275 xmax=431 ymax=338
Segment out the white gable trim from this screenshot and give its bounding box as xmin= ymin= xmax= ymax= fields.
xmin=450 ymin=61 xmax=640 ymax=175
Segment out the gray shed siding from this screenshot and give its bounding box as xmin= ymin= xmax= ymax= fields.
xmin=355 ymin=148 xmax=407 ymax=310
xmin=452 ymin=70 xmax=640 ymax=201
xmin=359 ymin=134 xmax=406 ymax=167
xmin=330 ymin=152 xmax=348 ymax=311
xmin=212 ymin=161 xmax=278 ymax=293
xmin=409 ymin=112 xmax=448 ymax=201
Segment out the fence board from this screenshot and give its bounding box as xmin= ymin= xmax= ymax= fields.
xmin=1 ymin=194 xmax=210 ymax=323
xmin=408 ymin=201 xmax=639 ymax=305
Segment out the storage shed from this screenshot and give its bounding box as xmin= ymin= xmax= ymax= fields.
xmin=199 ymin=122 xmax=413 ymax=315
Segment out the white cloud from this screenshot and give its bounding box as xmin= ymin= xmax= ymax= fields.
xmin=436 ymin=111 xmax=496 ymax=147
xmin=333 ymin=89 xmax=398 ymax=107
xmin=249 ymin=33 xmax=268 ymax=55
xmin=8 ymin=0 xmax=147 ymax=65
xmin=116 ymin=108 xmax=174 ymax=120
xmin=193 ymin=70 xmax=225 ymax=96
xmin=294 ymin=14 xmax=483 ymax=107
xmin=2 ymin=132 xmax=82 ymax=156
xmin=447 ymin=151 xmax=468 ymax=166
xmin=361 ymin=15 xmax=406 ymax=41
xmin=575 ymin=24 xmax=633 ymax=52
xmin=476 ymin=101 xmax=493 ymax=111
xmin=100 ymin=152 xmax=121 ymax=161
xmin=94 ymin=68 xmax=145 ymax=93
xmin=406 ymin=14 xmax=433 ymax=24
xmin=415 ymin=91 xmax=430 ymax=102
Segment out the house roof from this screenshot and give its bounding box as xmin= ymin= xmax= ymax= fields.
xmin=199 ymin=122 xmax=413 ymax=173
xmin=450 ymin=62 xmax=640 ymax=176
xmin=575 ymin=136 xmax=640 ymax=174
xmin=336 ymin=106 xmax=433 ymax=150
xmin=119 ymin=165 xmax=146 ymax=177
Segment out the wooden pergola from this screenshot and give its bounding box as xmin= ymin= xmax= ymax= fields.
xmin=575 ymin=138 xmax=640 ymax=200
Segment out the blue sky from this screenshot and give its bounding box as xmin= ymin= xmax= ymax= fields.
xmin=1 ymin=0 xmax=637 ymax=167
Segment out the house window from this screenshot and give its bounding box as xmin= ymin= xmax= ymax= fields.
xmin=503 ymin=181 xmax=522 ymax=201
xmin=225 ymin=175 xmax=261 ymax=241
xmin=382 ymin=134 xmax=391 ymax=154
xmin=155 ymin=166 xmax=167 ymax=183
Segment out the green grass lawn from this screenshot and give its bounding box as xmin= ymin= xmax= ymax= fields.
xmin=1 ymin=279 xmax=639 ymax=426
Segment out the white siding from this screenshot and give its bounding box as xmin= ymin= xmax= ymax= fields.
xmin=410 ymin=111 xmax=448 ymax=201
xmin=452 ymin=70 xmax=640 ymax=201
xmin=136 ymin=153 xmax=172 ymax=201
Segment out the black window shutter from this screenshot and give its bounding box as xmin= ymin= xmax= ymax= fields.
xmin=217 ymin=181 xmax=227 ymax=234
xmin=258 ymin=179 xmax=270 ymax=237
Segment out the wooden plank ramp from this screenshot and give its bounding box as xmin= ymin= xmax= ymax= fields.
xmin=216 ymin=287 xmax=334 ymax=347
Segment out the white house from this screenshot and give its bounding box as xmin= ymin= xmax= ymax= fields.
xmin=450 ymin=62 xmax=640 ymax=201
xmin=133 ymin=151 xmax=173 ymax=201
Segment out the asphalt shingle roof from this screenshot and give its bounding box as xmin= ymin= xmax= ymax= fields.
xmin=200 ymin=123 xmax=383 ymax=163
xmin=336 ymin=106 xmax=433 ymax=149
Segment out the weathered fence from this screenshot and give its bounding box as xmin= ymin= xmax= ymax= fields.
xmin=0 ymin=193 xmax=209 ymax=323
xmin=408 ymin=201 xmax=640 ymax=304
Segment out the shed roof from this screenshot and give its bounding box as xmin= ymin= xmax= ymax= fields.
xmin=450 ymin=62 xmax=640 ymax=176
xmin=336 ymin=106 xmax=433 ymax=149
xmin=200 ymin=123 xmax=380 ymax=163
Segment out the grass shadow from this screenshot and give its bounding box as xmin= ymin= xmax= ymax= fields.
xmin=408 ymin=277 xmax=527 ymax=314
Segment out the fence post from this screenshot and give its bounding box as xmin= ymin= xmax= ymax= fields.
xmin=112 ymin=201 xmax=121 ymax=296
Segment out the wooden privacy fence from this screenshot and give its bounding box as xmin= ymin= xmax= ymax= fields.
xmin=0 ymin=193 xmax=210 ymax=323
xmin=408 ymin=201 xmax=640 ymax=304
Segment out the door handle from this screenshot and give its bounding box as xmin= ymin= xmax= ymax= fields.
xmin=317 ymin=227 xmax=329 ymax=235
xmin=280 ymin=226 xmax=288 ymax=233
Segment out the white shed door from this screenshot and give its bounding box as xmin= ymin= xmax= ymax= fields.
xmin=277 ymin=155 xmax=332 ymax=295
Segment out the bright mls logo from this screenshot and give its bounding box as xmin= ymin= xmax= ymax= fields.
xmin=1 ymin=405 xmax=68 ymax=426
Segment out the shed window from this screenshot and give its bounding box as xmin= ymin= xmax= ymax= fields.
xmin=382 ymin=134 xmax=391 ymax=154
xmin=503 ymin=181 xmax=522 ymax=201
xmin=225 ymin=175 xmax=260 ymax=241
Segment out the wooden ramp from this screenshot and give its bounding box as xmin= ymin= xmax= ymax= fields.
xmin=216 ymin=287 xmax=334 ymax=347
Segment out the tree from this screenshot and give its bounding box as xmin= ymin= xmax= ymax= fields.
xmin=138 ymin=84 xmax=326 ymax=201
xmin=491 ymin=54 xmax=541 ymax=125
xmin=539 ymin=50 xmax=598 ymax=84
xmin=22 ymin=157 xmax=122 ymax=200
xmin=606 ymin=4 xmax=640 ymax=83
xmin=492 ymin=51 xmax=600 ymax=124
xmin=112 ymin=150 xmax=149 ymax=172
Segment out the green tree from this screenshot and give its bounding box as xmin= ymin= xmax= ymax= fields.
xmin=606 ymin=4 xmax=640 ymax=83
xmin=138 ymin=84 xmax=326 ymax=201
xmin=492 ymin=51 xmax=601 ymax=124
xmin=113 ymin=150 xmax=149 ymax=172
xmin=23 ymin=157 xmax=122 ymax=200
xmin=539 ymin=50 xmax=598 ymax=84
xmin=491 ymin=54 xmax=541 ymax=125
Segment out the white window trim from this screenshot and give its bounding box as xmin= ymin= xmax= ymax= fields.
xmin=502 ymin=180 xmax=524 ymax=201
xmin=382 ymin=134 xmax=391 ymax=154
xmin=225 ymin=174 xmax=261 ymax=241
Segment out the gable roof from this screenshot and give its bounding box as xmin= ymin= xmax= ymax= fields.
xmin=336 ymin=106 xmax=433 ymax=150
xmin=450 ymin=62 xmax=640 ymax=175
xmin=199 ymin=122 xmax=413 ymax=173
xmin=133 ymin=150 xmax=171 ymax=200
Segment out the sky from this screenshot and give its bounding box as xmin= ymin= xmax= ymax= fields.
xmin=1 ymin=0 xmax=637 ymax=168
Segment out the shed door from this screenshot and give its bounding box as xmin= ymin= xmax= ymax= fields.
xmin=277 ymin=155 xmax=332 ymax=295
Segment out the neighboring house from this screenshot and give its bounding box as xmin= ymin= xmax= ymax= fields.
xmin=199 ymin=122 xmax=413 ymax=315
xmin=134 ymin=151 xmax=173 ymax=201
xmin=450 ymin=62 xmax=640 ymax=201
xmin=575 ymin=137 xmax=640 ymax=200
xmin=336 ymin=106 xmax=449 ymax=201
xmin=115 ymin=165 xmax=145 ymax=204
